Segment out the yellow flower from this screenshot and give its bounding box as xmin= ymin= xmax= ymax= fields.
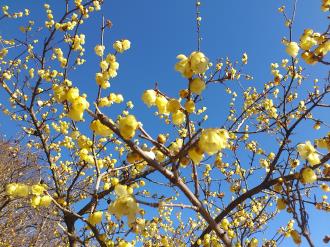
xmin=52 ymin=84 xmax=67 ymax=103
xmin=31 ymin=184 xmax=45 ymax=196
xmin=175 ymin=52 xmax=209 ymax=77
xmin=68 ymin=109 xmax=84 ymax=121
xmin=39 ymin=195 xmax=52 ymax=207
xmin=286 ymin=42 xmax=300 ymax=58
xmin=321 ymin=183 xmax=330 ymax=192
xmin=300 ymin=29 xmax=317 ymax=50
xmin=321 ymin=0 xmax=330 ymax=11
xmin=66 ymin=87 xmax=79 ymax=103
xmin=108 ymin=184 xmax=139 ymax=226
xmin=188 ymin=146 xmax=204 ymax=164
xmin=88 ymin=211 xmax=103 ymax=226
xmin=301 ymin=51 xmax=318 ymax=65
xmin=100 ymin=60 xmax=109 ymax=71
xmin=113 ymin=39 xmax=131 ymax=53
xmin=71 ymin=96 xmax=89 ymax=112
xmin=155 ymin=95 xmax=169 ymax=114
xmin=118 ymin=115 xmax=139 ymax=140
xmin=15 ymin=184 xmax=29 ymax=197
xmin=94 ymin=45 xmax=105 ymax=57
xmin=141 ymin=90 xmax=156 ymax=107
xmin=175 ymin=54 xmax=193 ymax=78
xmin=29 ymin=68 xmax=35 ymax=78
xmin=31 ymin=195 xmax=41 ymax=208
xmin=301 ymin=167 xmax=317 ymax=184
xmin=6 ymin=183 xmax=19 ymax=196
xmin=290 ymin=159 xmax=300 ymax=168
xmin=221 ymin=218 xmax=229 ymax=230
xmin=190 ymin=51 xmax=209 ymax=74
xmin=313 ymin=122 xmax=321 ymax=130
xmin=316 ymin=136 xmax=330 ymax=151
xmin=297 ymin=141 xmax=320 ymax=166
xmin=249 ymin=238 xmax=258 ymax=247
xmin=278 ymin=6 xmax=285 ymax=13
xmin=242 ymin=52 xmax=248 ymax=64
xmin=113 ymin=94 xmax=124 ymax=104
xmin=167 ymin=99 xmax=181 ymax=113
xmin=98 ymin=97 xmax=111 ymax=107
xmin=190 ymin=77 xmax=206 ymax=95
xmin=6 ymin=183 xmax=29 ymax=197
xmin=90 ymin=119 xmax=113 ymax=136
xmin=290 ymin=230 xmax=301 ymax=245
xmin=184 ymin=100 xmax=195 ymax=113
xmin=157 ymin=134 xmax=167 ymax=144
xmin=172 ymin=110 xmax=185 ymax=125
xmin=198 ymin=129 xmax=229 ymax=155
xmin=3 ymin=71 xmax=12 ymax=80
xmin=118 ymin=240 xmax=133 ymax=247
xmin=276 ymin=198 xmax=286 ymax=210
xmin=112 ymin=40 xmax=124 ymax=53
xmin=122 ymin=39 xmax=131 ymax=50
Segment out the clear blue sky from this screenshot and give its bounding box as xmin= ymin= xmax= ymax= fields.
xmin=0 ymin=0 xmax=329 ymax=246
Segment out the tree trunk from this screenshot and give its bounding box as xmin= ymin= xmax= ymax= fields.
xmin=64 ymin=214 xmax=79 ymax=247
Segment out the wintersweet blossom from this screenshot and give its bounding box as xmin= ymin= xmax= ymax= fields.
xmin=113 ymin=39 xmax=131 ymax=53
xmin=198 ymin=129 xmax=229 ymax=155
xmin=88 ymin=211 xmax=103 ymax=226
xmin=190 ymin=77 xmax=206 ymax=95
xmin=167 ymin=99 xmax=181 ymax=113
xmin=297 ymin=141 xmax=320 ymax=165
xmin=172 ymin=110 xmax=185 ymax=125
xmin=90 ymin=119 xmax=113 ymax=136
xmin=175 ymin=51 xmax=209 ymax=78
xmin=301 ymin=167 xmax=317 ymax=184
xmin=188 ymin=146 xmax=204 ymax=164
xmin=286 ymin=42 xmax=300 ymax=58
xmin=6 ymin=183 xmax=29 ymax=197
xmin=108 ymin=184 xmax=139 ymax=226
xmin=141 ymin=90 xmax=157 ymax=107
xmin=155 ymin=95 xmax=169 ymax=114
xmin=94 ymin=45 xmax=105 ymax=56
xmin=118 ymin=115 xmax=139 ymax=140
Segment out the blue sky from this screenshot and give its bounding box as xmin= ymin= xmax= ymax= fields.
xmin=1 ymin=0 xmax=330 ymax=246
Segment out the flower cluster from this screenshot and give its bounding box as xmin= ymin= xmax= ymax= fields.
xmin=285 ymin=42 xmax=300 ymax=58
xmin=142 ymin=90 xmax=189 ymax=125
xmin=299 ymin=29 xmax=330 ymax=64
xmin=141 ymin=90 xmax=157 ymax=108
xmin=188 ymin=129 xmax=229 ymax=164
xmin=175 ymin=51 xmax=209 ymax=78
xmin=113 ymin=39 xmax=131 ymax=53
xmin=90 ymin=119 xmax=113 ymax=136
xmin=96 ymin=54 xmax=120 ymax=89
xmin=108 ymin=184 xmax=139 ymax=226
xmin=88 ymin=211 xmax=103 ymax=226
xmin=297 ymin=141 xmax=320 ymax=165
xmin=316 ymin=132 xmax=330 ymax=151
xmin=118 ymin=115 xmax=139 ymax=140
xmin=301 ymin=167 xmax=317 ymax=184
xmin=53 ymin=48 xmax=68 ymax=68
xmin=44 ymin=4 xmax=54 ymax=28
xmin=55 ymin=13 xmax=80 ymax=31
xmin=98 ymin=93 xmax=124 ymax=107
xmin=321 ymin=0 xmax=330 ymax=11
xmin=190 ymin=77 xmax=206 ymax=95
xmin=94 ymin=45 xmax=105 ymax=57
xmin=6 ymin=183 xmax=52 ymax=207
xmin=72 ymin=34 xmax=86 ymax=51
xmin=198 ymin=129 xmax=229 ymax=155
xmin=67 ymin=91 xmax=90 ymax=121
xmin=6 ymin=183 xmax=29 ymax=197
